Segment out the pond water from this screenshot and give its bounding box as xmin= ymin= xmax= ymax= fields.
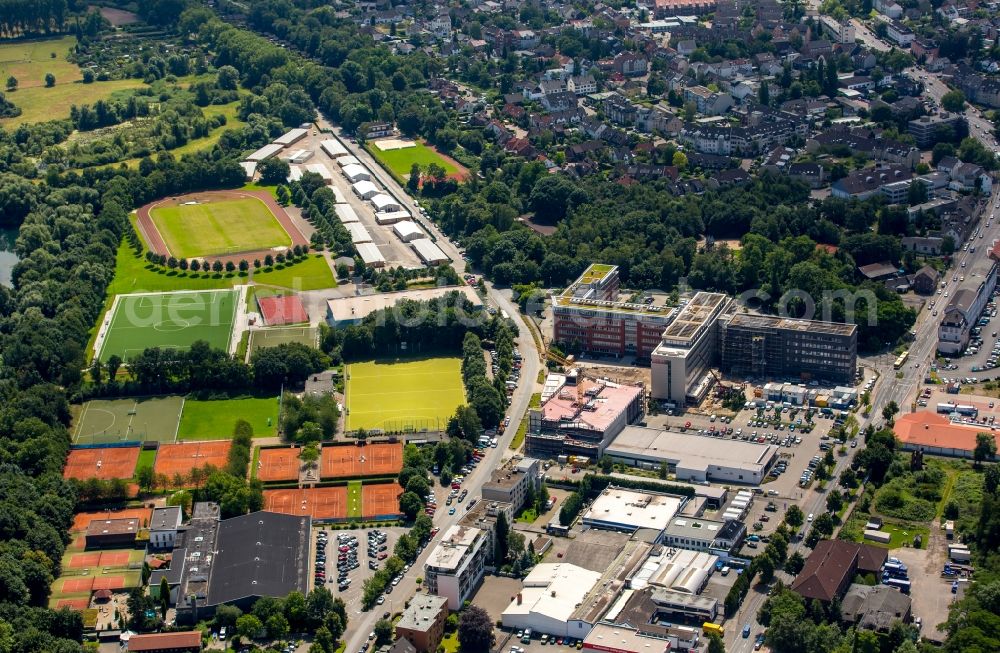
xmin=0 ymin=227 xmax=18 ymax=288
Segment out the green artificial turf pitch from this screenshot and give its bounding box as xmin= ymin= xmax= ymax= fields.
xmin=150 ymin=197 xmax=291 ymax=258
xmin=347 ymin=480 xmax=363 ymax=519
xmin=176 ymin=396 xmax=279 ymax=440
xmin=345 ymin=356 xmax=465 ymax=432
xmin=96 ymin=289 xmax=239 ymax=363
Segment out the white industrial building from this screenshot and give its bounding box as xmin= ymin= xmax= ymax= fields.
xmin=410 ymin=238 xmax=449 ymax=265
xmin=287 ymin=165 xmax=303 ymax=182
xmin=335 ymin=204 xmax=360 ymax=224
xmin=582 ymin=487 xmax=685 ymax=533
xmin=605 ymin=426 xmax=778 ymax=484
xmin=501 ymin=563 xmax=603 ymax=638
xmin=239 ymin=161 xmax=257 ymax=179
xmin=320 ymin=139 xmax=348 ymax=158
xmin=274 ymin=127 xmax=308 ymax=146
xmin=352 ymin=180 xmax=380 ymax=199
xmin=285 ymin=149 xmax=313 ymax=164
xmin=371 ymin=193 xmax=401 ymax=213
xmin=662 ymin=517 xmax=745 ymax=555
xmin=644 ymin=549 xmax=717 ymax=594
xmin=331 ymin=186 xmax=348 ymax=204
xmin=245 ymin=143 xmax=283 ymax=162
xmin=347 ymin=222 xmax=373 ymax=244
xmin=392 ymin=220 xmax=425 ymax=242
xmin=343 ymin=163 xmax=372 ymax=183
xmin=424 ymin=525 xmax=489 ymax=609
xmin=336 ymin=155 xmax=362 ymax=168
xmin=375 ymin=210 xmax=411 ymax=225
xmin=304 ymin=163 xmax=334 ymax=183
xmin=326 ymin=285 xmax=483 ymax=326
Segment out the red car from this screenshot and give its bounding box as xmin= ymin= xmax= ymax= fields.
xmin=378 ymin=552 xmax=388 ymax=560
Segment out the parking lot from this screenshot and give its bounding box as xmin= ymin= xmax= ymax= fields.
xmin=309 ymin=526 xmax=412 ymax=614
xmin=891 ymin=546 xmax=957 ymax=642
xmin=936 ymin=288 xmax=1000 ymax=377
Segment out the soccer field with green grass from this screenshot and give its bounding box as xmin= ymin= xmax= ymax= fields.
xmin=345 ymin=356 xmax=465 ymax=432
xmin=96 ymin=289 xmax=240 ymax=363
xmin=370 ymin=141 xmax=460 ymax=178
xmin=177 ymin=396 xmax=279 ymax=440
xmin=150 ymin=197 xmax=291 ymax=259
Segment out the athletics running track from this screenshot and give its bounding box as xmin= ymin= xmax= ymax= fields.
xmin=135 ymin=190 xmax=309 ymax=264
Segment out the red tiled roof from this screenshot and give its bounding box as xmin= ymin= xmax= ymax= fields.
xmin=894 ymin=411 xmax=1000 ymax=453
xmin=128 ymin=631 xmax=201 ymax=652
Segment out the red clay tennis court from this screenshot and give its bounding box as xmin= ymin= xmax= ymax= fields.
xmin=67 ymin=551 xmax=130 ymax=569
xmin=72 ymin=508 xmax=152 ymax=532
xmin=264 ymin=487 xmax=348 ymax=520
xmin=154 ymin=441 xmax=231 ymax=478
xmin=61 ymin=574 xmax=127 ymax=592
xmin=257 ymin=446 xmax=301 ymax=482
xmin=63 ymin=446 xmax=140 ymax=481
xmin=257 ymin=294 xmax=309 ymax=326
xmin=362 ymin=483 xmax=404 ymax=518
xmin=56 ymin=598 xmax=90 ymax=610
xmin=320 ymin=442 xmax=403 ymax=479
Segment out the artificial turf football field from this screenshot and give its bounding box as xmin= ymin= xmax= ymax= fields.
xmin=149 ymin=196 xmax=291 ymax=258
xmin=96 ymin=288 xmax=239 ymax=363
xmin=345 ymin=356 xmax=465 ymax=432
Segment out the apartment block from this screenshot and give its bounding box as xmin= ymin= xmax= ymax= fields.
xmin=719 ymin=314 xmax=858 ymax=383
xmin=424 ymin=525 xmax=489 ymax=609
xmin=395 ymin=594 xmax=449 ymax=653
xmin=481 ymin=457 xmax=540 ymax=513
xmin=907 ymin=112 xmax=966 ymax=147
xmin=552 ymin=264 xmax=676 ymax=358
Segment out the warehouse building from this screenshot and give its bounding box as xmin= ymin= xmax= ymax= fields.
xmin=581 ymin=487 xmax=685 ymax=534
xmin=605 ymin=425 xmax=778 ymax=484
xmin=326 ymin=286 xmax=482 ymax=327
xmin=392 ymin=220 xmax=425 ymax=242
xmin=347 ymin=223 xmax=373 ymax=244
xmin=274 ymin=127 xmax=307 ymax=147
xmin=719 ymin=313 xmax=858 ymax=383
xmin=284 ymin=149 xmax=313 ymax=164
xmin=86 ymin=517 xmax=139 ymax=549
xmin=375 ymin=210 xmax=411 ymax=225
xmin=371 ymin=193 xmax=401 ymax=213
xmin=662 ymin=517 xmax=745 ymax=555
xmin=501 ymin=563 xmax=603 ymax=637
xmin=320 ymin=139 xmax=348 ymax=158
xmin=355 ymin=242 xmax=386 ymax=268
xmin=551 ymin=264 xmax=677 ymax=358
xmin=649 ymin=292 xmax=732 ymax=406
xmin=352 ymin=180 xmax=381 ymax=199
xmin=410 ymin=238 xmax=450 ymax=265
xmin=335 ymin=204 xmax=360 ymax=224
xmin=641 ymin=548 xmax=718 ymax=594
xmin=336 ymin=155 xmax=362 ymax=168
xmin=343 ymin=163 xmax=372 ymax=183
xmin=424 ymin=525 xmax=489 ymax=609
xmin=174 ymin=503 xmax=310 ymax=624
xmin=526 ymin=373 xmax=644 ymax=460
xmin=304 ymin=163 xmax=334 ymax=183
xmin=246 ymin=143 xmax=283 ymax=162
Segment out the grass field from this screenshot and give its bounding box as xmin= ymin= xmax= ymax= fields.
xmin=370 ymin=140 xmax=460 ymax=178
xmin=97 ymin=288 xmax=240 ymax=363
xmin=345 ymin=356 xmax=465 ymax=432
xmin=0 ymin=37 xmax=80 ymax=88
xmin=177 ymin=396 xmax=279 ymax=440
xmin=348 ymin=480 xmax=363 ymax=519
xmin=249 ymin=326 xmax=318 ymax=355
xmin=2 ymin=78 xmax=146 ymax=126
xmin=73 ymin=397 xmax=184 ymax=445
xmin=135 ymin=448 xmax=156 ymax=476
xmin=107 ymin=241 xmax=335 ymax=297
xmin=150 ymin=197 xmax=291 ymax=259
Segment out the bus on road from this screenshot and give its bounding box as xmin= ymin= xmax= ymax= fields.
xmin=894 ymin=350 xmax=909 ymax=369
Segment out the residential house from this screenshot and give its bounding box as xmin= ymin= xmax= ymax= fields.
xmin=568 ymin=75 xmax=597 ymax=95
xmin=911 ymin=265 xmax=941 ymax=294
xmin=901 ymin=236 xmax=945 ymax=256
xmin=613 ymin=52 xmax=649 ymax=77
xmin=831 ymin=165 xmax=911 ymax=201
xmin=683 ymin=86 xmax=733 ymax=115
xmin=884 ymin=20 xmax=915 ymax=47
xmin=788 ymin=162 xmax=826 ymax=188
xmin=791 ymin=540 xmax=888 ymax=603
xmin=542 ymin=91 xmax=577 ymax=113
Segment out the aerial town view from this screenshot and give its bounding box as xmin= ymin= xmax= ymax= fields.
xmin=3 ymin=1 xmax=1000 ymax=652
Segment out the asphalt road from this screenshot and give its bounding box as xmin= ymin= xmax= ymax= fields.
xmin=321 ymin=123 xmax=543 ymax=653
